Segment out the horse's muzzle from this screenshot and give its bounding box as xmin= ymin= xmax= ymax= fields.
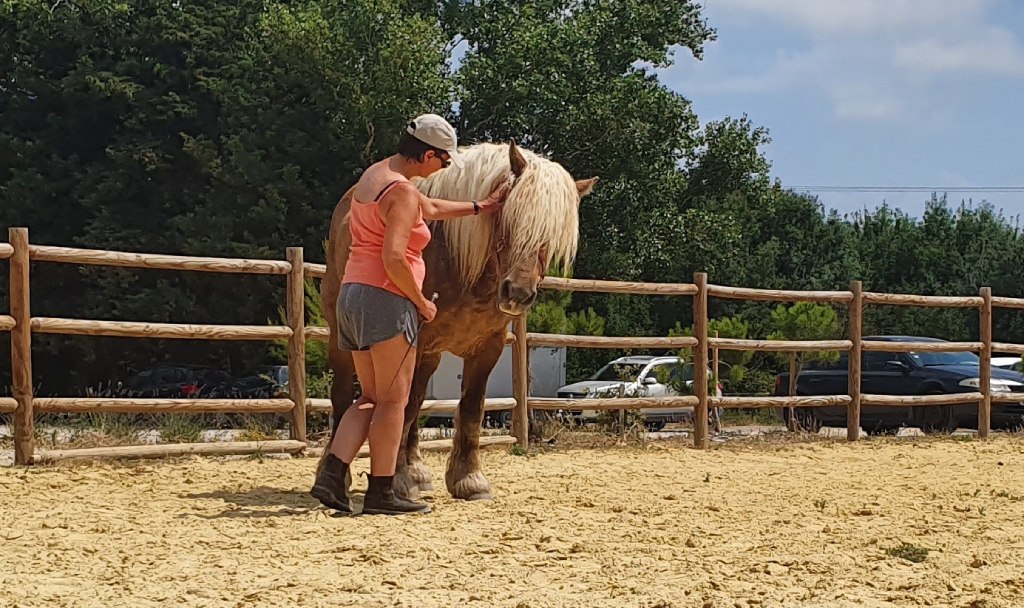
xmin=498 ymin=279 xmax=538 ymax=315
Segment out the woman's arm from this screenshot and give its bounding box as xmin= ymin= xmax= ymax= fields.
xmin=420 ymin=182 xmax=510 ymax=220
xmin=380 ymin=187 xmax=432 ymax=316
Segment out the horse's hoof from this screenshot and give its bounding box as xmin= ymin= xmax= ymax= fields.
xmin=462 ymin=492 xmax=493 ymax=501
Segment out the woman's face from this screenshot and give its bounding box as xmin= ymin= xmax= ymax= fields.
xmin=420 ymin=150 xmax=451 ymax=177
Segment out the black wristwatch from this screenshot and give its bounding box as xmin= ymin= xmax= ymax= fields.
xmin=472 ymin=201 xmax=480 ymax=215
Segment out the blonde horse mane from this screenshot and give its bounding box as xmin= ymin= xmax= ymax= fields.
xmin=414 ymin=142 xmax=580 ymax=289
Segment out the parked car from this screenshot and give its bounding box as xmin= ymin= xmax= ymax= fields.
xmin=225 ymin=365 xmax=289 ymax=398
xmin=116 ymin=364 xmax=227 ymax=398
xmin=113 ymin=364 xmax=289 ymax=399
xmin=775 ymin=335 xmax=1024 ymax=432
xmin=555 ymin=355 xmax=723 ymax=430
xmin=992 ymin=356 xmax=1022 ymax=372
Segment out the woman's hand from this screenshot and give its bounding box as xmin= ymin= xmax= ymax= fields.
xmin=417 ymin=297 xmax=437 ymax=323
xmin=476 ymin=182 xmax=510 ymax=215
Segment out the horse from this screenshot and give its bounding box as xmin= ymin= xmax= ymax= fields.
xmin=318 ymin=140 xmax=597 ymax=500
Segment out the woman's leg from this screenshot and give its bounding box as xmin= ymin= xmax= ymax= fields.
xmin=361 ymin=330 xmax=429 ymax=515
xmin=329 ymin=350 xmax=376 ymax=463
xmin=367 ymin=332 xmax=417 ymax=476
xmin=311 ymin=348 xmax=376 ymax=513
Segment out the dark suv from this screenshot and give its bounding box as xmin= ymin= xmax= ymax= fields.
xmin=775 ymin=335 xmax=1024 ymax=432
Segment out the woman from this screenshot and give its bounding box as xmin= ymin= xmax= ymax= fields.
xmin=312 ymin=114 xmax=508 ymax=515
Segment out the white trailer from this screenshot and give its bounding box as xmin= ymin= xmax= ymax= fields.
xmin=425 ymin=345 xmax=566 ymax=400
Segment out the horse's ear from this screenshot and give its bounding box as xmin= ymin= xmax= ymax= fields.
xmin=509 ymin=139 xmax=528 ymax=177
xmin=575 ymin=177 xmax=598 ymax=198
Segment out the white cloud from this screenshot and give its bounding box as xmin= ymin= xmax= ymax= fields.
xmin=894 ymin=28 xmax=1024 ymax=76
xmin=668 ymin=0 xmax=1024 ymax=123
xmin=709 ymin=0 xmax=995 ymax=35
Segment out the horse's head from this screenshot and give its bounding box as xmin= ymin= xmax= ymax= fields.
xmin=421 ymin=141 xmax=597 ymax=316
xmin=493 ymin=141 xmax=597 ymax=316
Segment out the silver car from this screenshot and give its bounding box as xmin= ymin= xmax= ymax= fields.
xmin=556 ymin=355 xmax=722 ymax=430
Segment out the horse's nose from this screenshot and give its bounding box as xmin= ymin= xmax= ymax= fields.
xmin=500 ymin=279 xmax=537 ymax=307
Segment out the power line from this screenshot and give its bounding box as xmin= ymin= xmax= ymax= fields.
xmin=791 ymin=186 xmax=1024 ymax=193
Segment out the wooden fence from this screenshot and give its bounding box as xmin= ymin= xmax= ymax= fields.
xmin=0 ymin=228 xmax=517 ymax=464
xmin=4 ymin=227 xmax=1024 ymax=464
xmin=512 ymin=273 xmax=1024 ymax=449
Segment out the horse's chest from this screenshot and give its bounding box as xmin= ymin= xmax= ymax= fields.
xmin=420 ymin=302 xmax=507 ymax=358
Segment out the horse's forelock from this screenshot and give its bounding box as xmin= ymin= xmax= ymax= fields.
xmin=417 ymin=143 xmax=579 ymax=289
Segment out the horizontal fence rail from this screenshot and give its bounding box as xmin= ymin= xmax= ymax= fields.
xmin=529 ymin=396 xmax=700 ymax=411
xmin=708 ymin=338 xmax=853 ymax=352
xmin=31 ymin=318 xmax=293 ymax=341
xmin=860 ymin=340 xmax=983 ymax=353
xmin=29 ymin=245 xmax=292 ymax=275
xmin=303 ymin=262 xmax=327 ymax=279
xmin=306 ymin=398 xmax=516 ymax=415
xmin=6 ymin=228 xmax=1024 ymax=463
xmin=992 ymin=297 xmax=1024 ymax=310
xmin=991 ymin=342 xmax=1024 ymax=354
xmin=860 ymin=393 xmax=986 ymax=406
xmin=707 ymin=284 xmax=854 ymax=303
xmin=32 ymin=440 xmax=307 ymax=463
xmin=711 ymin=395 xmax=853 ymax=409
xmin=33 ymin=398 xmax=295 ymax=414
xmin=526 ymin=334 xmax=698 ymax=349
xmin=540 ymin=276 xmax=698 ymax=296
xmin=862 ymin=292 xmax=984 ymax=308
xmin=991 ymin=393 xmax=1024 ymax=403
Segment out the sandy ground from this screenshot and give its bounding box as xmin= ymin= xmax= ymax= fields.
xmin=2 ymin=436 xmax=1024 ymax=608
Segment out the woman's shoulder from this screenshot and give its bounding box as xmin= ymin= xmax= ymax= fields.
xmin=355 ymin=161 xmax=411 ymax=202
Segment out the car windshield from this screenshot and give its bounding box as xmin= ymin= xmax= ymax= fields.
xmin=589 ymin=362 xmax=645 ymax=382
xmin=909 ymin=351 xmax=980 ymax=367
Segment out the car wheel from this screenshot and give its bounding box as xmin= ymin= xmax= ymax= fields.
xmin=913 ymin=401 xmax=956 ymax=433
xmin=644 ymin=421 xmax=666 ymax=432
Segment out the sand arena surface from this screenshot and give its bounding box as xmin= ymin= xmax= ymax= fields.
xmin=2 ymin=436 xmax=1024 ymax=608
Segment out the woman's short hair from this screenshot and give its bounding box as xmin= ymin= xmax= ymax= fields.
xmin=397 ymin=131 xmax=445 ymax=163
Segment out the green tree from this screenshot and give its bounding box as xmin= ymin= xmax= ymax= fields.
xmin=767 ymin=302 xmax=842 ymax=379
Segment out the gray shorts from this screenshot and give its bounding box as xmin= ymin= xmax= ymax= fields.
xmin=336 ymin=283 xmax=419 ymax=351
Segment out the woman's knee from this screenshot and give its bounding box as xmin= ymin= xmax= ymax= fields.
xmin=372 ymin=399 xmax=406 ymax=418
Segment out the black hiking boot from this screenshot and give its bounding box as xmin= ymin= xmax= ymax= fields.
xmin=310 ymin=453 xmax=352 ymax=513
xmin=361 ymin=475 xmax=431 ymax=515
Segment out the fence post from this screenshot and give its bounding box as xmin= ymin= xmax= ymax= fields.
xmin=10 ymin=228 xmax=34 ymax=465
xmin=693 ymin=272 xmax=709 ymax=449
xmin=617 ymin=383 xmax=626 ymax=444
xmin=711 ymin=330 xmax=721 ymax=433
xmin=847 ymin=280 xmax=863 ymax=442
xmin=511 ymin=316 xmax=529 ymax=448
xmin=979 ymin=286 xmax=992 ymax=439
xmin=286 ymin=247 xmax=307 ymax=444
xmin=786 ymin=353 xmax=798 ymax=431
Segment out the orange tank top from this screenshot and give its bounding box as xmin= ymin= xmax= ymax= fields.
xmin=341 ymin=179 xmax=432 ymax=299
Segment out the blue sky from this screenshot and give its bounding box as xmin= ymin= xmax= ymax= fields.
xmin=659 ymin=0 xmax=1024 ymax=221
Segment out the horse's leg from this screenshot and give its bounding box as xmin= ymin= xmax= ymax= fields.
xmin=394 ymin=352 xmax=441 ymax=500
xmin=446 ymin=334 xmax=504 ymax=500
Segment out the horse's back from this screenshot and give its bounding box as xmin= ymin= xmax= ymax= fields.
xmin=322 ymin=187 xmax=355 ymax=333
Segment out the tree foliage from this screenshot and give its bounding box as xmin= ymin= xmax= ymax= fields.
xmin=3 ymin=1 xmax=1024 ymax=395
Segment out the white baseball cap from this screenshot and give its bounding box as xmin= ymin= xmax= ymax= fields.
xmin=407 ymin=113 xmax=464 ymax=168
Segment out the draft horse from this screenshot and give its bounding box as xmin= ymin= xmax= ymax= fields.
xmin=319 ymin=141 xmax=597 ymax=499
